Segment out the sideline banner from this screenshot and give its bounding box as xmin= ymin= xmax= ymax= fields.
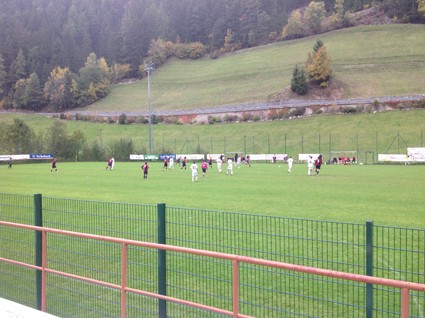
xmin=130 ymin=154 xmax=144 ymax=160
xmin=177 ymin=154 xmax=204 ymax=160
xmin=378 ymin=154 xmax=407 ymax=162
xmin=407 ymin=148 xmax=425 ymax=162
xmin=0 ymin=154 xmax=53 ymax=161
xmin=144 ymin=154 xmax=159 ymax=160
xmin=160 ymin=154 xmax=176 ymax=160
xmin=30 ymin=154 xmax=54 ymax=159
xmin=130 ymin=154 xmax=160 ymax=160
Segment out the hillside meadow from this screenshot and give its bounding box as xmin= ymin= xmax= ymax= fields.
xmin=78 ymin=24 xmax=425 ymax=112
xmin=0 ymin=109 xmax=424 ymax=157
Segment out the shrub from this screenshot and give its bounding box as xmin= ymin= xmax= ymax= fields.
xmin=187 ymin=42 xmax=206 ymax=59
xmin=209 ymin=50 xmax=220 ymax=59
xmin=136 ymin=116 xmax=148 ymax=124
xmin=341 ymin=106 xmax=357 ymax=114
xmin=290 ymin=107 xmax=306 ymax=117
xmin=151 ymin=115 xmax=164 ymax=124
xmin=268 ymin=110 xmax=277 ymax=120
xmin=416 ymin=99 xmax=425 ymax=108
xmin=95 ymin=117 xmax=106 ymax=123
xmin=373 ymin=99 xmax=380 ymax=107
xmin=241 ymin=113 xmax=254 ymax=122
xmin=127 ymin=116 xmax=137 ymax=124
xmin=365 ymin=105 xmax=372 ymax=113
xmin=164 ymin=116 xmax=181 ymax=124
xmin=174 ymin=42 xmax=206 ymax=60
xmin=208 ymin=115 xmax=216 ymax=124
xmin=118 ymin=113 xmax=128 ymax=125
xmin=253 ymin=115 xmax=261 ymax=122
xmin=223 ymin=114 xmax=238 ymax=123
xmin=206 ymin=116 xmax=223 ymax=124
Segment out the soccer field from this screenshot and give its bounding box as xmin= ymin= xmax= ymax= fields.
xmin=2 ymin=161 xmax=424 ymax=229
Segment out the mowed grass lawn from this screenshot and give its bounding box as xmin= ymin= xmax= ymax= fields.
xmin=2 ymin=161 xmax=424 ymax=229
xmin=85 ymin=24 xmax=425 ymax=112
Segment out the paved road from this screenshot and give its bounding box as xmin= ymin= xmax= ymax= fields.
xmin=65 ymin=94 xmax=425 ymax=117
xmin=3 ymin=94 xmax=424 ymax=118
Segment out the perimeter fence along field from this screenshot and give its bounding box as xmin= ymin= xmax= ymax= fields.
xmin=140 ymin=130 xmax=425 ymax=164
xmin=1 ymin=193 xmax=425 ymax=317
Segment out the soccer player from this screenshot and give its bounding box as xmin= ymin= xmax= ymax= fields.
xmin=51 ymin=158 xmax=58 ymax=172
xmin=141 ymin=162 xmax=149 ymax=179
xmin=216 ymin=157 xmax=222 ymax=173
xmin=106 ymin=158 xmax=112 ymax=170
xmin=163 ymin=157 xmax=168 ymax=170
xmin=7 ymin=157 xmax=12 ymax=169
xmin=181 ymin=157 xmax=187 ymax=171
xmin=111 ymin=157 xmax=115 ymax=170
xmin=169 ymin=157 xmax=174 ymax=169
xmin=307 ymin=156 xmax=314 ymax=176
xmin=226 ymin=158 xmax=233 ymax=176
xmin=208 ymin=156 xmax=213 ymax=168
xmin=201 ymin=160 xmax=208 ymax=178
xmin=236 ymin=156 xmax=242 ymax=169
xmin=287 ymin=156 xmax=293 ymax=173
xmin=315 ymin=154 xmax=323 ymax=175
xmin=190 ymin=161 xmax=198 ymax=182
xmin=246 ymin=154 xmax=251 ymax=167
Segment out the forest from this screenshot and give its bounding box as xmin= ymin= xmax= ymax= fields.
xmin=0 ymin=0 xmax=424 ymax=112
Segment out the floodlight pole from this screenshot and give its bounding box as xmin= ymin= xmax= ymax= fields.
xmin=145 ymin=62 xmax=155 ymax=154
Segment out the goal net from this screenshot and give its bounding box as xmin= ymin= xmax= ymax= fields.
xmin=330 ymin=151 xmax=358 ymax=164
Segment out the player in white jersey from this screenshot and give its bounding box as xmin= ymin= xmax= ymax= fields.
xmin=190 ymin=161 xmax=199 ymax=182
xmin=287 ymin=156 xmax=293 ymax=173
xmin=216 ymin=158 xmax=222 ymax=173
xmin=307 ymin=156 xmax=314 ymax=176
xmin=226 ymin=158 xmax=233 ymax=175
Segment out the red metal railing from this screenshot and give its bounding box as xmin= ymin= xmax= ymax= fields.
xmin=1 ymin=220 xmax=425 ymax=318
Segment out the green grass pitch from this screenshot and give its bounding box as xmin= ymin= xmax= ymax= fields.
xmin=2 ymin=161 xmax=424 ymax=228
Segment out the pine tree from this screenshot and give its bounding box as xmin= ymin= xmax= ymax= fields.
xmin=0 ymin=54 xmax=7 ymax=98
xmin=8 ymin=49 xmax=27 ymax=87
xmin=313 ymin=39 xmax=324 ymax=52
xmin=26 ymin=73 xmax=44 ymax=111
xmin=291 ymin=65 xmax=308 ymax=95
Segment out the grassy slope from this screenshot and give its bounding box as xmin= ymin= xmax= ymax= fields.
xmin=1 ymin=109 xmax=424 ymax=156
xmin=79 ymin=24 xmax=425 ymax=112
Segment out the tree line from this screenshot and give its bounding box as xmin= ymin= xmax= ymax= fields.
xmin=0 ymin=0 xmax=423 ymax=112
xmin=0 ymin=118 xmax=139 ymax=162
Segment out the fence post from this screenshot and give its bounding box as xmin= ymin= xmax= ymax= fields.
xmin=268 ymin=133 xmax=270 ymax=154
xmin=157 ymin=203 xmax=167 ymax=318
xmin=34 ymin=194 xmax=43 ymax=311
xmin=329 ymin=132 xmax=332 ymax=164
xmin=301 ymin=133 xmax=304 ymax=154
xmin=366 ymin=220 xmax=374 ymax=318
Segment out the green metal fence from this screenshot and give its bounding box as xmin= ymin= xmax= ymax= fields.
xmin=149 ymin=130 xmax=425 ymax=164
xmin=1 ymin=193 xmax=425 ymax=317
